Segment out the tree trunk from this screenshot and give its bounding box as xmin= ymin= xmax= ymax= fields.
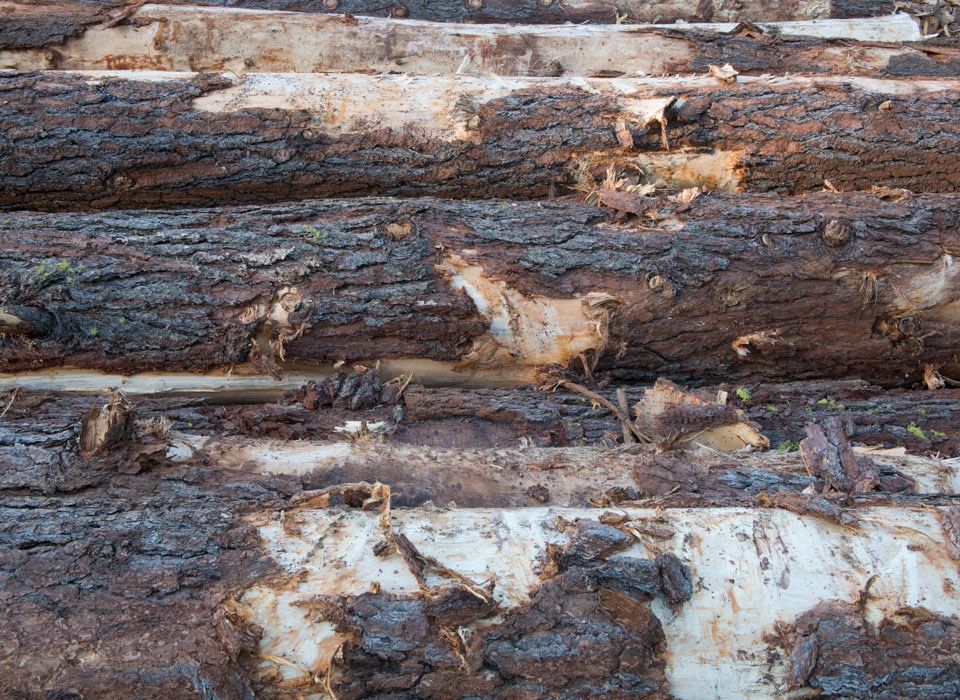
xmin=2 ymin=71 xmax=960 ymax=210
xmin=0 ymin=0 xmax=899 ymax=50
xmin=2 ymin=193 xmax=958 ymax=386
xmin=3 ymin=7 xmax=946 ymax=78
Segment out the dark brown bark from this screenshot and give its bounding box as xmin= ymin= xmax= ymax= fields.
xmin=399 ymin=381 xmax=960 ymax=455
xmin=0 ymin=444 xmax=294 ymax=698
xmin=774 ymin=603 xmax=960 ymax=697
xmin=2 ymin=193 xmax=959 ymax=387
xmin=0 ymin=0 xmax=898 ymax=49
xmin=2 ymin=72 xmax=960 ymax=210
xmin=312 ymin=532 xmax=683 ymax=698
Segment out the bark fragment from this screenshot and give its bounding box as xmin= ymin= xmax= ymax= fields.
xmin=774 ymin=603 xmax=960 ymax=697
xmin=79 ymin=390 xmax=132 ymax=456
xmin=800 ymin=416 xmax=880 ymax=493
xmin=633 ymin=377 xmax=768 ymax=450
xmin=757 ymin=490 xmax=859 ymax=527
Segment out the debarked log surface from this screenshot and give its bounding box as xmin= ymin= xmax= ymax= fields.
xmin=0 ymin=0 xmax=899 ymax=45
xmin=3 ymin=71 xmax=960 ymax=209
xmin=3 ymin=6 xmax=950 ymax=79
xmin=2 ymin=193 xmax=958 ymax=385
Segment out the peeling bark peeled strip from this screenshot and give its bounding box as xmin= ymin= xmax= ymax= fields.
xmin=4 ymin=0 xmax=960 ymax=697
xmin=3 ymin=72 xmax=960 ymax=208
xmin=2 ymin=194 xmax=959 ymax=385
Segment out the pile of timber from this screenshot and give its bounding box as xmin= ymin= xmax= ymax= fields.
xmin=1 ymin=1 xmax=960 ymax=698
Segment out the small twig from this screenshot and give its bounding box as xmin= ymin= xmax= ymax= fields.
xmin=578 ymin=352 xmax=595 ymax=383
xmin=0 ymin=388 xmax=18 ymax=420
xmin=554 ymin=379 xmax=651 ymax=444
xmin=616 ymin=388 xmax=633 ymax=444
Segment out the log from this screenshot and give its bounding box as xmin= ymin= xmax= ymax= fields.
xmin=3 ymin=380 xmax=956 ymax=504
xmin=0 ymin=0 xmax=899 ymax=49
xmin=2 ymin=72 xmax=960 ymax=209
xmin=3 ymin=385 xmax=957 ymax=697
xmin=1 ymin=193 xmax=958 ymax=387
xmin=3 ymin=375 xmax=957 ymax=457
xmin=3 ymin=6 xmax=948 ymax=78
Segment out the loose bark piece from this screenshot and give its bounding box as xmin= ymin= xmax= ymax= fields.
xmin=757 ymin=489 xmax=859 ymax=527
xmin=2 ymin=194 xmax=958 ymax=387
xmin=800 ymin=416 xmax=880 ymax=493
xmin=634 ymin=377 xmax=768 ymax=450
xmin=774 ymin=603 xmax=960 ymax=697
xmin=2 ymin=72 xmax=960 ymax=210
xmin=78 ymin=390 xmax=133 ymax=456
xmin=2 ymin=6 xmax=944 ymax=77
xmin=0 ymin=0 xmax=899 ymax=43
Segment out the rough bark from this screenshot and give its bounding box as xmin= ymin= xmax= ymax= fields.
xmin=2 ymin=72 xmax=960 ymax=209
xmin=2 ymin=7 xmax=945 ymax=78
xmin=2 ymin=193 xmax=959 ymax=387
xmin=0 ymin=0 xmax=899 ymax=49
xmin=774 ymin=602 xmax=960 ymax=697
xmin=0 ymin=457 xmax=294 ymax=698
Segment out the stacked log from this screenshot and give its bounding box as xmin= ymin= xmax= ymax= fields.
xmin=1 ymin=2 xmax=959 ymax=699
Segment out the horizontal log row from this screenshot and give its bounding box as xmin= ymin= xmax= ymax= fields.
xmin=6 ymin=391 xmax=956 ymax=504
xmin=3 ymin=378 xmax=958 ymax=493
xmin=2 ymin=193 xmax=958 ymax=386
xmin=3 ymin=8 xmax=949 ymax=78
xmin=2 ymin=71 xmax=959 ymax=209
xmin=0 ymin=0 xmax=900 ymax=53
xmin=2 ymin=377 xmax=959 ymax=698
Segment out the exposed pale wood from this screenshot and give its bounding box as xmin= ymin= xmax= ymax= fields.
xmin=2 ymin=72 xmax=960 ymax=209
xmin=1 ymin=194 xmax=958 ymax=387
xmin=0 ymin=0 xmax=899 ymax=49
xmin=2 ymin=7 xmax=944 ymax=78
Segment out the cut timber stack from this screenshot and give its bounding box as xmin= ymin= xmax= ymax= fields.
xmin=1 ymin=2 xmax=959 ymax=699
